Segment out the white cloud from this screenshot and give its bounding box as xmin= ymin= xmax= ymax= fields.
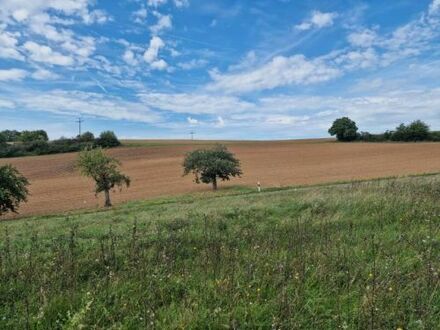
xmin=295 ymin=11 xmax=337 ymax=30
xmin=348 ymin=29 xmax=378 ymax=48
xmin=148 ymin=0 xmax=168 ymax=7
xmin=216 ymin=116 xmax=225 ymax=128
xmin=208 ymin=55 xmax=340 ymax=94
xmin=143 ymin=36 xmax=167 ymax=70
xmin=31 ymin=68 xmax=60 ymax=80
xmin=334 ymin=48 xmax=378 ymax=69
xmin=133 ymin=7 xmax=147 ymax=24
xmin=123 ymin=50 xmax=138 ymax=66
xmin=24 ymin=41 xmax=74 ymax=66
xmin=138 ymin=92 xmax=254 ymax=114
xmin=178 ymin=59 xmax=208 ymax=70
xmin=0 ymin=0 xmax=110 ymax=25
xmin=150 ymin=13 xmax=172 ymax=34
xmin=0 ymin=29 xmax=24 ymax=60
xmin=150 ymin=59 xmax=168 ymax=70
xmin=187 ymin=117 xmax=199 ymax=125
xmin=16 ymin=90 xmax=160 ymax=123
xmin=0 ymin=68 xmax=27 ymax=81
xmin=147 ymin=0 xmax=188 ymax=8
xmin=429 ymin=0 xmax=440 ymax=14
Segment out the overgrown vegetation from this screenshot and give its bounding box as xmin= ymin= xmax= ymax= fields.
xmin=329 ymin=118 xmax=440 ymax=142
xmin=0 ymin=130 xmax=121 ymax=158
xmin=0 ymin=176 xmax=439 ymax=328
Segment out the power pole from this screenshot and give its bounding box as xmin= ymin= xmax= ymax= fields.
xmin=76 ymin=117 xmax=84 ymax=137
xmin=190 ymin=131 xmax=195 ymax=140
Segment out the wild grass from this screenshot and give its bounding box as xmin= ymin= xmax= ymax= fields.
xmin=0 ymin=176 xmax=439 ymax=329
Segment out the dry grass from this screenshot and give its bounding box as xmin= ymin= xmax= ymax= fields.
xmin=1 ymin=139 xmax=440 ymax=218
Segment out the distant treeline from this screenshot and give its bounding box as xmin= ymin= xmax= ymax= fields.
xmin=0 ymin=130 xmax=121 ymax=158
xmin=329 ymin=118 xmax=440 ymax=142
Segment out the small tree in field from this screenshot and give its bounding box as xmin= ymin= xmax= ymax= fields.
xmin=0 ymin=165 xmax=29 ymax=215
xmin=183 ymin=144 xmax=242 ymax=190
xmin=77 ymin=148 xmax=130 ymax=207
xmin=328 ymin=117 xmax=359 ymax=142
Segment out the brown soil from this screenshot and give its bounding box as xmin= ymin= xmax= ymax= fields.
xmin=1 ymin=140 xmax=439 ymax=219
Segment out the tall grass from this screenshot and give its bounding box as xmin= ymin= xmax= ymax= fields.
xmin=0 ymin=177 xmax=439 ymax=329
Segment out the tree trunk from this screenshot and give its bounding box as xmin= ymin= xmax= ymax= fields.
xmin=212 ymin=178 xmax=218 ymax=191
xmin=104 ymin=189 xmax=112 ymax=207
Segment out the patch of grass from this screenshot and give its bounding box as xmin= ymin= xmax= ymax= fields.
xmin=0 ymin=176 xmax=439 ymax=328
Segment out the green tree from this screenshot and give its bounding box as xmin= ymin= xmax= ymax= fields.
xmin=0 ymin=130 xmax=21 ymax=142
xmin=77 ymin=148 xmax=130 ymax=207
xmin=0 ymin=132 xmax=6 ymax=146
xmin=183 ymin=144 xmax=242 ymax=190
xmin=78 ymin=131 xmax=95 ymax=143
xmin=328 ymin=117 xmax=359 ymax=142
xmin=0 ymin=165 xmax=29 ymax=215
xmin=96 ymin=131 xmax=121 ymax=148
xmin=391 ymin=120 xmax=430 ymax=141
xmin=20 ymin=130 xmax=49 ymax=143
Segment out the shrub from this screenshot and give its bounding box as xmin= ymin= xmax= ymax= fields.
xmin=79 ymin=132 xmax=95 ymax=143
xmin=96 ymin=131 xmax=121 ymax=148
xmin=19 ymin=130 xmax=49 ymax=143
xmin=0 ymin=164 xmax=29 ymax=215
xmin=328 ymin=117 xmax=359 ymax=142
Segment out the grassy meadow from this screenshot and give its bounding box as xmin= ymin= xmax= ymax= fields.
xmin=0 ymin=176 xmax=439 ymax=329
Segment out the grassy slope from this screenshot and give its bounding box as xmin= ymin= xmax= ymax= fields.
xmin=0 ymin=176 xmax=439 ymax=329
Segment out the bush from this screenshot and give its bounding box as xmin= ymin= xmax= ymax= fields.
xmin=328 ymin=117 xmax=359 ymax=142
xmin=430 ymin=131 xmax=440 ymax=141
xmin=79 ymin=132 xmax=95 ymax=143
xmin=391 ymin=120 xmax=430 ymax=142
xmin=0 ymin=130 xmax=21 ymax=142
xmin=0 ymin=164 xmax=29 ymax=215
xmin=96 ymin=131 xmax=121 ymax=148
xmin=19 ymin=130 xmax=49 ymax=143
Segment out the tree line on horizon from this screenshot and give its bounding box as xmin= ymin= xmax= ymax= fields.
xmin=329 ymin=117 xmax=440 ymax=142
xmin=0 ymin=129 xmax=121 ymax=158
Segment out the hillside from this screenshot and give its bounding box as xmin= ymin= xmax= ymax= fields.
xmin=2 ymin=139 xmax=440 ymax=219
xmin=1 ymin=175 xmax=439 ymax=328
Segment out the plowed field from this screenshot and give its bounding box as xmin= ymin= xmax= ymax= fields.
xmin=1 ymin=139 xmax=439 ymax=219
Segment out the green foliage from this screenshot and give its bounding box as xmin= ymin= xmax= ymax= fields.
xmin=328 ymin=117 xmax=359 ymax=141
xmin=0 ymin=165 xmax=29 ymax=215
xmin=359 ymin=120 xmax=435 ymax=142
xmin=0 ymin=130 xmax=21 ymax=142
xmin=19 ymin=130 xmax=49 ymax=143
xmin=0 ymin=131 xmax=120 ymax=158
xmin=77 ymin=148 xmax=130 ymax=207
xmin=183 ymin=144 xmax=242 ymax=190
xmin=96 ymin=131 xmax=121 ymax=148
xmin=0 ymin=133 xmax=6 ymax=146
xmin=0 ymin=176 xmax=439 ymax=328
xmin=78 ymin=131 xmax=95 ymax=143
xmin=391 ymin=120 xmax=430 ymax=142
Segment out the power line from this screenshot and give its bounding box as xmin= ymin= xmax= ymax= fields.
xmin=190 ymin=131 xmax=195 ymax=140
xmin=76 ymin=117 xmax=84 ymax=137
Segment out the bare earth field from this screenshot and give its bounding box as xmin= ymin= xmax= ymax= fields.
xmin=1 ymin=139 xmax=440 ymax=219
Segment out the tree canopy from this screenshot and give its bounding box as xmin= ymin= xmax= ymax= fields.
xmin=77 ymin=148 xmax=130 ymax=207
xmin=183 ymin=145 xmax=242 ymax=190
xmin=328 ymin=117 xmax=359 ymax=142
xmin=0 ymin=165 xmax=29 ymax=215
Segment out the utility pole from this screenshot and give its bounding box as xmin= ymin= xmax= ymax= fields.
xmin=190 ymin=131 xmax=195 ymax=141
xmin=76 ymin=117 xmax=84 ymax=137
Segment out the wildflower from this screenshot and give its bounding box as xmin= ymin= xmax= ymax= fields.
xmin=388 ymin=287 xmax=393 ymax=292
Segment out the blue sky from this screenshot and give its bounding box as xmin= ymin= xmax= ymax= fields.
xmin=0 ymin=0 xmax=440 ymax=140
